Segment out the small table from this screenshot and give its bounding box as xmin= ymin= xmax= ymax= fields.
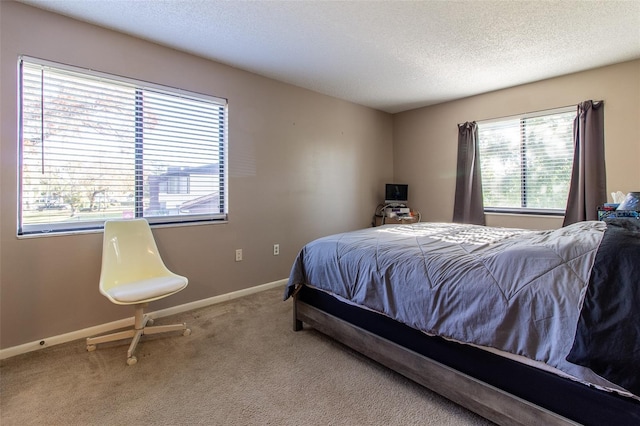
xmin=374 ymin=215 xmax=419 ymax=226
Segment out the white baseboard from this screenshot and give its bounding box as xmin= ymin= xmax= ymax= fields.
xmin=0 ymin=279 xmax=287 ymax=361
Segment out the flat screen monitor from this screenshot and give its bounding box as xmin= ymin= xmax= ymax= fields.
xmin=385 ymin=184 xmax=408 ymax=205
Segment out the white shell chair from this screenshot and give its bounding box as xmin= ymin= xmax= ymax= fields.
xmin=86 ymin=219 xmax=190 ymax=365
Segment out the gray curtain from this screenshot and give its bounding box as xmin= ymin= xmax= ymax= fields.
xmin=563 ymin=100 xmax=606 ymax=226
xmin=453 ymin=122 xmax=485 ymax=225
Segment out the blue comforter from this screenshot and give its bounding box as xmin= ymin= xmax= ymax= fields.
xmin=286 ymin=221 xmax=637 ymax=397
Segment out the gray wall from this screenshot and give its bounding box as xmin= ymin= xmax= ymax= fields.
xmin=0 ymin=2 xmax=393 ymax=349
xmin=393 ymin=60 xmax=640 ymax=229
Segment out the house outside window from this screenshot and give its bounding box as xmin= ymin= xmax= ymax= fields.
xmin=477 ymin=107 xmax=575 ymax=215
xmin=18 ymin=57 xmax=228 ymax=235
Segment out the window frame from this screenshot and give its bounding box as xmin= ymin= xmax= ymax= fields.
xmin=477 ymin=106 xmax=576 ymax=216
xmin=17 ymin=56 xmax=229 ymax=236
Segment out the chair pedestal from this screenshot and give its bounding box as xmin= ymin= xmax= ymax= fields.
xmin=86 ymin=303 xmax=190 ymax=365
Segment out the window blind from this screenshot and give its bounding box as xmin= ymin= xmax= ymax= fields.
xmin=477 ymin=108 xmax=575 ymax=214
xmin=19 ymin=57 xmax=228 ymax=235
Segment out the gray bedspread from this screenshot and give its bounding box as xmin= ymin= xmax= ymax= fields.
xmin=285 ymin=221 xmax=633 ymax=394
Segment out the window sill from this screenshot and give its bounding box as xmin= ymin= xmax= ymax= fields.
xmin=17 ymin=218 xmax=228 ymax=239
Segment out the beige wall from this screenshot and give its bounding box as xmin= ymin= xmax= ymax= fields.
xmin=0 ymin=2 xmax=393 ymax=349
xmin=394 ymin=60 xmax=640 ymax=229
xmin=2 ymin=1 xmax=639 ymax=351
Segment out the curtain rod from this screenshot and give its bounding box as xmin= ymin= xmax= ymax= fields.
xmin=457 ymin=100 xmax=604 ymax=127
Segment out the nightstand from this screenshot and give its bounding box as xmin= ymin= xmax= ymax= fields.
xmin=374 ymin=215 xmax=419 ymax=226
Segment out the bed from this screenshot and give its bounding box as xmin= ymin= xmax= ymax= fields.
xmin=284 ymin=219 xmax=640 ymax=425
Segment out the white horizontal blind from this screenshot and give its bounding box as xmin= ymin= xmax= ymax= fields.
xmin=19 ymin=58 xmax=227 ymax=235
xmin=477 ymin=108 xmax=575 ymax=213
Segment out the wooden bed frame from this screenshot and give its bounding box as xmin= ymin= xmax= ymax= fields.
xmin=292 ymin=286 xmax=640 ymax=426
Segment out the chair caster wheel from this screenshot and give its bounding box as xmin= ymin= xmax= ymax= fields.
xmin=183 ymin=328 xmax=192 ymax=336
xmin=87 ymin=344 xmax=96 ymax=352
xmin=127 ymin=356 xmax=137 ymax=366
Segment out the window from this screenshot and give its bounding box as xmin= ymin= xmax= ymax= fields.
xmin=160 ymin=175 xmax=190 ymax=195
xmin=18 ymin=57 xmax=227 ymax=235
xmin=477 ymin=107 xmax=575 ymax=215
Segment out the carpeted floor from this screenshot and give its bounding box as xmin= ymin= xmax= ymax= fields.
xmin=0 ymin=286 xmax=493 ymax=425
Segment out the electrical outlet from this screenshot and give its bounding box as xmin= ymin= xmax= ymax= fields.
xmin=235 ymin=249 xmax=243 ymax=262
xmin=273 ymin=244 xmax=280 ymax=256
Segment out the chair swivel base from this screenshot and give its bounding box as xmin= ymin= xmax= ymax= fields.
xmin=86 ymin=303 xmax=190 ymax=365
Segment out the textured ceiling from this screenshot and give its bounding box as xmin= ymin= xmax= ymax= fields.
xmin=18 ymin=0 xmax=640 ymax=113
